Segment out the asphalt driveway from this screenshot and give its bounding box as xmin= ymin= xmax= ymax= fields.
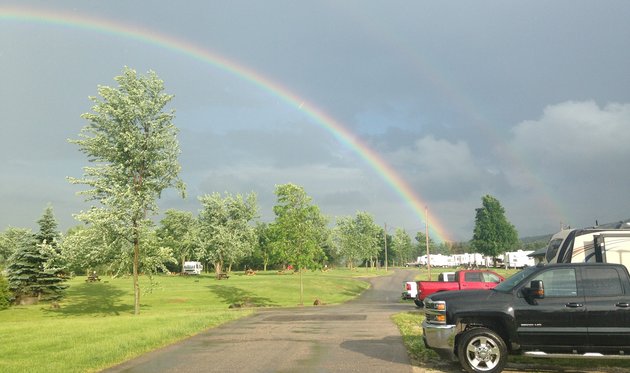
xmin=102 ymin=268 xmax=421 ymax=373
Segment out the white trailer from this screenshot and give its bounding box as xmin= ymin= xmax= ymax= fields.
xmin=504 ymin=250 xmax=535 ymax=268
xmin=428 ymin=254 xmax=450 ymax=267
xmin=183 ymin=261 xmax=203 ymax=275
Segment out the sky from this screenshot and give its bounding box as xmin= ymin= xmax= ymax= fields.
xmin=2 ymin=1 xmax=630 ymax=242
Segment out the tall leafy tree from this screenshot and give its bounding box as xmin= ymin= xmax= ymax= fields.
xmin=196 ymin=192 xmax=258 ymax=276
xmin=471 ymin=194 xmax=518 ymax=262
xmin=334 ymin=216 xmax=360 ymax=269
xmin=392 ymin=228 xmax=414 ymax=266
xmin=68 ymin=67 xmax=185 ymax=314
xmin=271 ymin=184 xmax=328 ymax=305
xmin=415 ymin=231 xmax=436 ymax=257
xmin=334 ymin=212 xmax=380 ymax=269
xmin=156 ymin=209 xmax=197 ymax=273
xmin=252 ymin=222 xmax=276 ymax=271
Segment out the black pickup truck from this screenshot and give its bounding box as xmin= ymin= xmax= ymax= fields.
xmin=422 ymin=263 xmax=630 ymax=373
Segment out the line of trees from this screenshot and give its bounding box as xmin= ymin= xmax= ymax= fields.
xmin=0 ymin=68 xmax=536 ymax=312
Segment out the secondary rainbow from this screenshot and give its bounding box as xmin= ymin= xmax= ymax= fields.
xmin=1 ymin=6 xmax=451 ymax=241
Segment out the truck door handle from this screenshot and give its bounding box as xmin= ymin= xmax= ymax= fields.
xmin=616 ymin=302 xmax=630 ymax=308
xmin=565 ymin=303 xmax=583 ymax=308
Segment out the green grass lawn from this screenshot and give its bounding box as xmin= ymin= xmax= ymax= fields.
xmin=0 ymin=268 xmax=379 ymax=373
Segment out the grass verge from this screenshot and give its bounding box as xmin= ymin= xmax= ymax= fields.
xmin=0 ymin=268 xmax=374 ymax=373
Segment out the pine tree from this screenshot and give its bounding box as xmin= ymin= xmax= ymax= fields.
xmin=6 ymin=236 xmax=67 ymax=303
xmin=36 ymin=205 xmax=60 ymax=249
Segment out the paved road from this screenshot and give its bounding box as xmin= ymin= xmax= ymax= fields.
xmin=103 ymin=269 xmax=421 ymax=373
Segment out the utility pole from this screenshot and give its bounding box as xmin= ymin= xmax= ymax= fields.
xmin=426 ymin=206 xmax=431 ymax=281
xmin=384 ymin=223 xmax=388 ymax=272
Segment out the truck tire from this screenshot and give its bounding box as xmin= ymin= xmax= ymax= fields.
xmin=414 ymin=299 xmax=424 ymax=307
xmin=457 ymin=327 xmax=507 ymax=373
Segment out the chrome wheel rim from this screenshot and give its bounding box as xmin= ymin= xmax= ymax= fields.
xmin=465 ymin=335 xmax=501 ymax=371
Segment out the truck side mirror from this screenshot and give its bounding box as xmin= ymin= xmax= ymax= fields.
xmin=526 ymin=280 xmax=545 ymax=299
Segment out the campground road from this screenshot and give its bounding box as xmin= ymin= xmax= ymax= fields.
xmin=102 ymin=269 xmax=421 ymax=373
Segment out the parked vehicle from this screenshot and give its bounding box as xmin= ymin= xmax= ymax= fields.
xmin=422 ymin=263 xmax=630 ymax=373
xmin=504 ymin=250 xmax=535 ymax=268
xmin=418 ymin=254 xmax=451 ymax=267
xmin=402 ymin=272 xmax=454 ymax=300
xmin=404 ymin=256 xmax=423 ymax=267
xmin=544 ymin=221 xmax=630 ymax=273
xmin=414 ymin=270 xmax=504 ymax=307
xmin=183 ymin=261 xmax=203 ymax=275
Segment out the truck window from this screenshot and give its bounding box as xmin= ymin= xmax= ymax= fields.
xmin=482 ymin=272 xmax=501 ymax=283
xmin=582 ymin=267 xmax=623 ymax=297
xmin=465 ymin=272 xmax=482 ymax=282
xmin=532 ymin=268 xmax=577 ymax=297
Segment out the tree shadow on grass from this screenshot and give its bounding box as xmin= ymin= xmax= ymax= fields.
xmin=207 ymin=285 xmax=278 ymax=308
xmin=45 ymin=282 xmax=135 ymax=317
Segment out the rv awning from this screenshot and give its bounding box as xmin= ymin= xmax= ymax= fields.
xmin=528 ymin=247 xmax=547 ymax=258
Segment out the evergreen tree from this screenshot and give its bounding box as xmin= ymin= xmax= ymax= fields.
xmin=36 ymin=205 xmax=60 ymax=249
xmin=7 ymin=236 xmax=67 ymax=303
xmin=0 ymin=228 xmax=33 ymax=268
xmin=471 ymin=195 xmax=518 ymax=261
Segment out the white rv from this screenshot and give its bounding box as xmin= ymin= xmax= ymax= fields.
xmin=183 ymin=261 xmax=203 ymax=275
xmin=504 ymin=250 xmax=535 ymax=268
xmin=544 ymin=220 xmax=630 ymax=271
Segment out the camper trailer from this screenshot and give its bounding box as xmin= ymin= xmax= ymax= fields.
xmin=504 ymin=250 xmax=535 ymax=268
xmin=183 ymin=261 xmax=203 ymax=275
xmin=544 ymin=220 xmax=630 ymax=271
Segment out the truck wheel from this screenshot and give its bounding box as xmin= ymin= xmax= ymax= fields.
xmin=414 ymin=299 xmax=424 ymax=307
xmin=457 ymin=327 xmax=507 ymax=373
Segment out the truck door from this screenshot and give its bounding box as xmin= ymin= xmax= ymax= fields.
xmin=482 ymin=271 xmax=502 ymax=289
xmin=581 ymin=266 xmax=630 ymax=349
xmin=514 ymin=267 xmax=588 ymax=349
xmin=460 ymin=271 xmax=483 ymax=290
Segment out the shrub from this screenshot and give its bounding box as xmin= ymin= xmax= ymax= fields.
xmin=0 ymin=272 xmax=10 ymax=309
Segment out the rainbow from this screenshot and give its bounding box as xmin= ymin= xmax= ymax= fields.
xmin=1 ymin=6 xmax=452 ymax=241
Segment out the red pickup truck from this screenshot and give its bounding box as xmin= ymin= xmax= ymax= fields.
xmin=414 ymin=269 xmax=504 ymax=307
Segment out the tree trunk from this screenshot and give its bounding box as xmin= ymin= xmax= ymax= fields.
xmin=299 ymin=267 xmax=304 ymax=306
xmin=214 ymin=261 xmax=222 ymax=278
xmin=133 ymin=224 xmax=140 ymax=315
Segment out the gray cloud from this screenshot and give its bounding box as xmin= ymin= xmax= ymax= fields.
xmin=2 ymin=1 xmax=630 ymax=241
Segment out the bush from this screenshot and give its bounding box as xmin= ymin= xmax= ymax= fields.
xmin=0 ymin=272 xmax=10 ymax=309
